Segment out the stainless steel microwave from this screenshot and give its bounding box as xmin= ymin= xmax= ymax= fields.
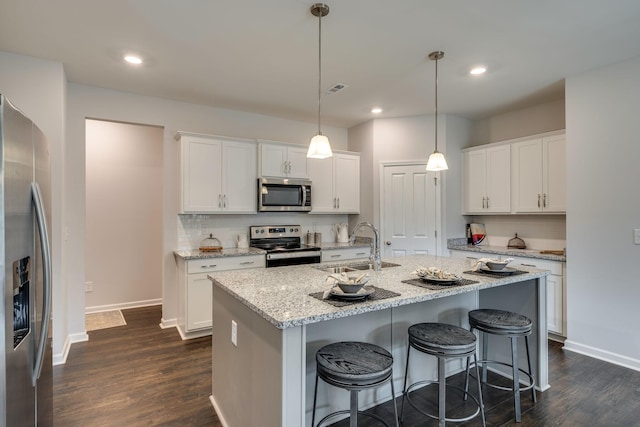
xmin=258 ymin=178 xmax=312 ymax=212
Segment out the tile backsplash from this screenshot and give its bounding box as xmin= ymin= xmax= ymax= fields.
xmin=177 ymin=213 xmax=353 ymax=250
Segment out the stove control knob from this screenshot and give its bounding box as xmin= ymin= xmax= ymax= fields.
xmin=294 ymin=228 xmax=299 ymax=232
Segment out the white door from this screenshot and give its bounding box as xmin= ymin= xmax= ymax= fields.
xmin=382 ymin=163 xmax=437 ymax=257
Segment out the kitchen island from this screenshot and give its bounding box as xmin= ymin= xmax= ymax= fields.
xmin=208 ymin=255 xmax=549 ymax=427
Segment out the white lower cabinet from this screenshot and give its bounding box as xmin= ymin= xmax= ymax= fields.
xmin=449 ymin=250 xmax=565 ymax=337
xmin=176 ymin=255 xmax=264 ymax=339
xmin=321 ymin=247 xmax=370 ymax=263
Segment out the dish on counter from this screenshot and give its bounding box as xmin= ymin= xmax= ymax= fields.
xmin=413 ymin=266 xmax=461 ymax=285
xmin=480 ymin=266 xmax=520 ymax=275
xmin=330 ymin=285 xmax=375 ymax=300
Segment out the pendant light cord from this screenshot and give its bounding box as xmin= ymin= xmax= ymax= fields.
xmin=317 ymin=10 xmax=323 ymax=135
xmin=434 ymin=54 xmax=438 ymax=152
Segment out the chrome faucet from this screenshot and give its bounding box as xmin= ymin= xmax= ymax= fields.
xmin=350 ymin=221 xmax=382 ymax=272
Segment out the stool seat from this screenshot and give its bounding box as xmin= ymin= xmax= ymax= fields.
xmin=316 ymin=341 xmax=393 ymax=386
xmin=402 ymin=323 xmax=486 ymax=427
xmin=312 ymin=341 xmax=398 ymax=427
xmin=469 ymin=308 xmax=532 ymax=335
xmin=408 ymin=323 xmax=476 ymax=356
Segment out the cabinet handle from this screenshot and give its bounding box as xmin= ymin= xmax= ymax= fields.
xmin=521 ymin=263 xmax=537 ymax=268
xmin=356 ymin=252 xmax=367 ymax=255
xmin=337 ymin=198 xmax=340 ymax=209
xmin=486 ymin=197 xmax=490 ymax=209
xmin=201 ymin=264 xmax=217 ymax=269
xmin=333 ymin=197 xmax=337 ymax=208
xmin=240 ymin=261 xmax=255 ymax=265
xmin=223 ymin=195 xmax=227 ymax=208
xmin=218 ymin=194 xmax=222 ymax=208
xmin=288 ymin=161 xmax=292 ymax=174
xmin=538 ymin=194 xmax=541 ymax=208
xmin=543 ymin=193 xmax=547 ymax=208
xmin=482 ymin=197 xmax=486 ymax=209
xmin=466 ymin=256 xmax=479 ymax=260
xmin=331 ymin=254 xmax=341 ymax=258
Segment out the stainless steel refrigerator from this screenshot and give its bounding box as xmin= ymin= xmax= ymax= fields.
xmin=0 ymin=95 xmax=53 ymax=426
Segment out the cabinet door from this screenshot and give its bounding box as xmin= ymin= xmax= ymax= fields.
xmin=260 ymin=144 xmax=287 ymax=177
xmin=181 ymin=137 xmax=222 ymax=213
xmin=223 ymin=140 xmax=257 ymax=213
xmin=512 ymin=138 xmax=543 ymax=213
xmin=286 ymin=146 xmax=309 ymax=178
xmin=308 ymin=157 xmax=336 ymax=213
xmin=485 ymin=145 xmax=511 ymax=212
xmin=543 ymin=134 xmax=566 ymax=213
xmin=462 ymin=149 xmax=487 ymax=213
xmin=186 ymin=274 xmax=213 ymax=331
xmin=334 ymin=153 xmax=360 ymax=213
xmin=546 ymin=273 xmax=563 ymax=335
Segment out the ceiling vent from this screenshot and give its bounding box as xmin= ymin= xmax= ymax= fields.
xmin=326 ymin=83 xmax=348 ymax=94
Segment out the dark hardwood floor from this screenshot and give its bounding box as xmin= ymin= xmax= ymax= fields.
xmin=54 ymin=306 xmax=640 ymax=426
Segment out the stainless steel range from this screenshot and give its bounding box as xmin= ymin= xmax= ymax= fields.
xmin=250 ymin=225 xmax=321 ymax=267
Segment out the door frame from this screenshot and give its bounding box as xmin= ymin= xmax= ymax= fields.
xmin=379 ymin=161 xmax=444 ymax=256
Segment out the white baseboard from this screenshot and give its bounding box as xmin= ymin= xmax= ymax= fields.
xmin=53 ymin=331 xmax=88 ymax=366
xmin=563 ymin=340 xmax=640 ymax=372
xmin=210 ymin=395 xmax=229 ymax=427
xmin=176 ymin=325 xmax=212 ymax=340
xmin=160 ymin=317 xmax=177 ymax=329
xmin=85 ymin=298 xmax=162 ymax=314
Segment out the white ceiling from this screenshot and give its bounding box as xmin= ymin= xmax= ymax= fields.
xmin=2 ymin=0 xmax=640 ymax=128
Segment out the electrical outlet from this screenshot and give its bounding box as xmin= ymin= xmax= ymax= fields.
xmin=85 ymin=281 xmax=93 ymax=292
xmin=231 ymin=320 xmax=237 ymax=347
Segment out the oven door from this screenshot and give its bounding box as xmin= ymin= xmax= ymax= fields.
xmin=258 ymin=178 xmax=311 ymax=212
xmin=266 ymin=250 xmax=321 ymax=267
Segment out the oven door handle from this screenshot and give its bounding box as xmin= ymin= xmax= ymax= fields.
xmin=266 ymin=251 xmax=321 ymax=260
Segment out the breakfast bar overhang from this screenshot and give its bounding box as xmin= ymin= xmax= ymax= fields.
xmin=208 ymin=255 xmax=549 ymax=427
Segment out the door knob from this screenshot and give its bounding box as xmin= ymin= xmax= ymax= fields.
xmin=385 ymin=241 xmax=391 ymax=245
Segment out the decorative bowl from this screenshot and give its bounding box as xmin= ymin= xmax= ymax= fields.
xmin=334 ymin=274 xmax=369 ymax=293
xmin=486 ymin=260 xmax=510 ymax=271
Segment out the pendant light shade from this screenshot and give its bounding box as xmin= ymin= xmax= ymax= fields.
xmin=426 ymin=51 xmax=448 ymax=171
xmin=307 ymin=3 xmax=333 ymax=159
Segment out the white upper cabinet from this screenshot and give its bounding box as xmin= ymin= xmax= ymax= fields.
xmin=308 ymin=152 xmax=360 ymax=214
xmin=462 ymin=144 xmax=511 ymax=214
xmin=259 ymin=142 xmax=308 ymax=178
xmin=512 ymin=133 xmax=566 ymax=213
xmin=177 ymin=132 xmax=257 ymax=214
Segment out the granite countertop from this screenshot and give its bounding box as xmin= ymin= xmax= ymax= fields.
xmin=447 ymin=238 xmax=566 ymax=262
xmin=174 ymin=247 xmax=266 ymax=260
xmin=207 ymin=254 xmax=548 ymax=330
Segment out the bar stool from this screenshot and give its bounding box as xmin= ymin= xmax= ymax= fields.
xmin=401 ymin=323 xmax=486 ymax=427
xmin=464 ymin=308 xmax=536 ymax=423
xmin=311 ymin=341 xmax=399 ymax=427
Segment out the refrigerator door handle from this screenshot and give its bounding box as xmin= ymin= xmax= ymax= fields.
xmin=31 ymin=182 xmax=52 ymax=385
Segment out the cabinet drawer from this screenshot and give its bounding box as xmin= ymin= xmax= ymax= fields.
xmin=187 ymin=255 xmax=265 ymax=274
xmin=321 ymin=247 xmax=370 ymax=263
xmin=509 ymin=256 xmax=562 ymax=275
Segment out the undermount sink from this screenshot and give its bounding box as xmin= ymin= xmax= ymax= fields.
xmin=316 ymin=261 xmax=401 ymax=274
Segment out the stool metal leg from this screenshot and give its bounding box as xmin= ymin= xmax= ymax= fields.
xmin=481 ymin=330 xmax=488 ymax=383
xmin=438 ymin=356 xmax=446 ymax=427
xmin=525 ymin=335 xmax=537 ymax=403
xmin=390 ymin=374 xmax=399 ymax=427
xmin=400 ymin=345 xmax=411 ymax=422
xmin=350 ymin=390 xmax=358 ymax=427
xmin=511 ymin=336 xmax=522 ymax=422
xmin=312 ymin=373 xmax=319 ymax=427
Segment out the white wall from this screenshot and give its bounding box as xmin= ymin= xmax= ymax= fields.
xmin=348 ymin=114 xmax=472 ymax=253
xmin=66 ymin=83 xmax=349 ymax=338
xmin=85 ymin=120 xmax=163 ymax=310
xmin=0 ymin=51 xmax=70 ymax=364
xmin=564 ymin=56 xmax=640 ymax=370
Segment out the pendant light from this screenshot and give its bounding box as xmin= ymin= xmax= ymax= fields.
xmin=307 ymin=3 xmax=333 ymax=159
xmin=426 ymin=51 xmax=449 ymax=171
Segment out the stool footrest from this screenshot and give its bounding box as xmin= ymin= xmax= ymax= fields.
xmin=404 ymin=380 xmax=482 ymax=424
xmin=469 ymin=360 xmax=536 ymax=393
xmin=316 ymin=409 xmax=393 ymax=427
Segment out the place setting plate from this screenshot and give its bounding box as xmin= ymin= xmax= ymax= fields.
xmin=329 ymin=286 xmax=376 ymax=300
xmin=479 ymin=266 xmax=521 ymax=275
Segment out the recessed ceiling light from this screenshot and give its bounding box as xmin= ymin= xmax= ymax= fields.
xmin=371 ymin=107 xmax=383 ymax=114
xmin=470 ymin=66 xmax=487 ymax=75
xmin=124 ymin=55 xmax=143 ymax=65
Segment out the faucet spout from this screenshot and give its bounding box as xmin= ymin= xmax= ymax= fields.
xmin=350 ymin=221 xmax=382 ymax=272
